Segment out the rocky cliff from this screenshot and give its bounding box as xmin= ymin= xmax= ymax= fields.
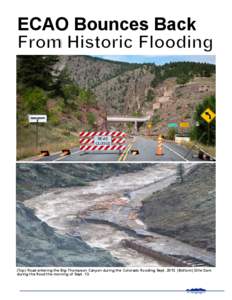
xmin=57 ymin=56 xmax=215 ymax=133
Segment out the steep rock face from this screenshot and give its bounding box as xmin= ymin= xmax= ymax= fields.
xmin=152 ymin=76 xmax=215 ymax=134
xmin=56 ymin=55 xmax=139 ymax=89
xmin=16 ymin=201 xmax=123 ymax=267
xmin=58 ymin=56 xmax=156 ymax=115
xmin=94 ymin=67 xmax=154 ymax=114
xmin=57 ymin=56 xmax=215 ymax=134
xmin=141 ymin=164 xmax=215 ymax=252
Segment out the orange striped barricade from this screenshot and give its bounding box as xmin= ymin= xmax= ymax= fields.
xmin=79 ymin=131 xmax=127 ymax=153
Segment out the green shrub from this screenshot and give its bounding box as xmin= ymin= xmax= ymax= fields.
xmin=79 ymin=89 xmax=96 ymax=106
xmin=191 ymin=95 xmax=216 ymax=145
xmin=75 ymin=111 xmax=82 ymax=120
xmin=152 ymin=113 xmax=161 ymax=124
xmin=22 ymin=87 xmax=48 ymax=113
xmin=146 ymin=89 xmax=155 ymax=102
xmin=62 ymin=83 xmax=79 ymax=104
xmin=150 ymin=62 xmax=215 ymax=88
xmin=127 ymin=123 xmax=133 ymax=131
xmin=49 ymin=114 xmax=60 ymax=126
xmin=176 ymin=74 xmax=191 ymax=85
xmin=132 ymin=111 xmax=142 ymax=117
xmin=167 ymin=128 xmax=177 ymax=140
xmin=61 ymin=129 xmax=71 ymax=136
xmin=87 ymin=112 xmax=96 ymax=127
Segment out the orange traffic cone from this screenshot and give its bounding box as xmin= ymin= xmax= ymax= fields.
xmin=156 ymin=135 xmax=164 ymax=156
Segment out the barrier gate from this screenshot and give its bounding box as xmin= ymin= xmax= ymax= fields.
xmin=79 ymin=131 xmax=127 ymax=152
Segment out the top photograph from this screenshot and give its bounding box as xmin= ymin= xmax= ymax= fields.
xmin=16 ymin=55 xmax=216 ymax=162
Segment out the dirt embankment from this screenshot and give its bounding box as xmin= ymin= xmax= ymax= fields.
xmin=16 ymin=201 xmax=123 ymax=267
xmin=140 ymin=164 xmax=215 ymax=252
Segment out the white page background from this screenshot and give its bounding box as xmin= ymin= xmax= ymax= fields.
xmin=0 ymin=0 xmax=231 ymax=299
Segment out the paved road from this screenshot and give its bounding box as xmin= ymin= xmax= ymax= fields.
xmin=30 ymin=136 xmax=202 ymax=162
xmin=126 ymin=137 xmax=200 ymax=162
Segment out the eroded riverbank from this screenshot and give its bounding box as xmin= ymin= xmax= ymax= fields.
xmin=21 ymin=164 xmax=216 ymax=267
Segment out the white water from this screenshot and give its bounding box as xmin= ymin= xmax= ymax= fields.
xmin=24 ymin=164 xmax=191 ymax=267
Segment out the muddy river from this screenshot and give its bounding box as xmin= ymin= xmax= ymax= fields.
xmin=24 ymin=164 xmax=192 ymax=267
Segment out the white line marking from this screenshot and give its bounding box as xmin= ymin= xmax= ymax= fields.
xmin=54 ymin=150 xmax=82 ymax=161
xmin=163 ymin=144 xmax=188 ymax=161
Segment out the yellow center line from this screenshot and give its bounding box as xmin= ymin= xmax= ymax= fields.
xmin=118 ymin=143 xmax=131 ymax=161
xmin=122 ymin=143 xmax=133 ymax=161
xmin=118 ymin=148 xmax=126 ymax=161
xmin=118 ymin=143 xmax=133 ymax=161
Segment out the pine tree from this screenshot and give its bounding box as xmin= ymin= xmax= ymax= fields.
xmin=17 ymin=55 xmax=58 ymax=90
xmin=191 ymin=95 xmax=216 ymax=145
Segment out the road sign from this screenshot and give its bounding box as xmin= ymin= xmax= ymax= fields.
xmin=179 ymin=122 xmax=190 ymax=128
xmin=80 ymin=131 xmax=126 ymax=151
xmin=28 ymin=115 xmax=47 ymax=150
xmin=94 ymin=135 xmax=112 ymax=146
xmin=201 ymin=108 xmax=216 ymax=123
xmin=28 ymin=114 xmax=47 ymax=123
xmin=168 ymin=122 xmax=178 ymax=128
xmin=147 ymin=122 xmax=153 ymax=129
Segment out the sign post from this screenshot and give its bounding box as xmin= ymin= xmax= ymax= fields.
xmin=146 ymin=121 xmax=153 ymax=136
xmin=28 ymin=115 xmax=47 ymax=150
xmin=200 ymin=108 xmax=216 ymax=145
xmin=179 ymin=121 xmax=190 ymax=136
xmin=36 ymin=120 xmax=39 ymax=150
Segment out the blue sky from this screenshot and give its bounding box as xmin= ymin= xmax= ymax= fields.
xmin=95 ymin=55 xmax=215 ymax=65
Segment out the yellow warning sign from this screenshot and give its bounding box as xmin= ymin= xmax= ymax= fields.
xmin=201 ymin=108 xmax=216 ymax=123
xmin=147 ymin=122 xmax=153 ymax=129
xmin=179 ymin=122 xmax=189 ymax=128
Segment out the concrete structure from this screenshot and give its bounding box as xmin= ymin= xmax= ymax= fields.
xmin=107 ymin=115 xmax=150 ymax=132
xmin=175 ymin=135 xmax=191 ymax=144
xmin=153 ymin=103 xmax=161 ymax=110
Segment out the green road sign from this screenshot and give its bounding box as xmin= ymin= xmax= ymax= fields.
xmin=168 ymin=122 xmax=178 ymax=128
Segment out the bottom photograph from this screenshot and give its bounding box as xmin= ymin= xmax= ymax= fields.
xmin=16 ymin=163 xmax=215 ymax=267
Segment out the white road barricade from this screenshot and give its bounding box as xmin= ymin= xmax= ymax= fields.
xmin=79 ymin=131 xmax=127 ymax=151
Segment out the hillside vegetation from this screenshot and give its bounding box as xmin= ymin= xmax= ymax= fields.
xmin=17 ymin=56 xmax=105 ymax=158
